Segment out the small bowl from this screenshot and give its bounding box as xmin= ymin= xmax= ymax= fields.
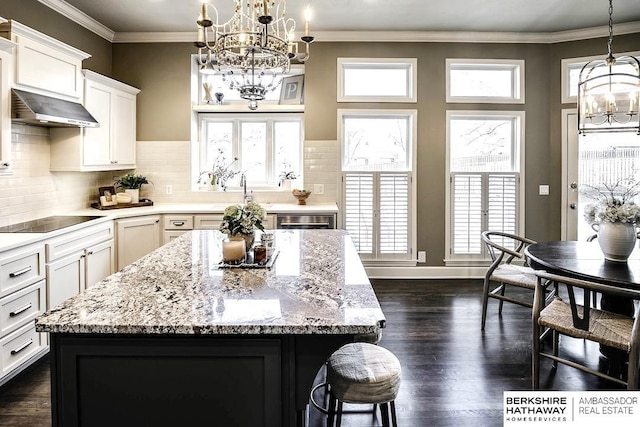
xmin=292 ymin=189 xmax=311 ymax=205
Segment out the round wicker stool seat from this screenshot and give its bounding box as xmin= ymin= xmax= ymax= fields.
xmin=326 ymin=342 xmax=401 ymax=427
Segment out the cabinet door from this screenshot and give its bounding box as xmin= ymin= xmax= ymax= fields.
xmin=46 ymin=251 xmax=84 ymax=310
xmin=116 ymin=216 xmax=160 ymax=270
xmin=82 ymin=80 xmax=112 ymax=167
xmin=85 ymin=239 xmax=115 ymax=288
xmin=112 ymin=91 xmax=136 ymax=167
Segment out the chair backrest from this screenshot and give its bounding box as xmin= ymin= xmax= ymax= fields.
xmin=533 ymin=270 xmax=640 ymax=331
xmin=481 ymin=231 xmax=535 ymax=263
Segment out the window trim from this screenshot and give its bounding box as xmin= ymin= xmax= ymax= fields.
xmin=337 ymin=109 xmax=417 ymax=264
xmin=194 ymin=112 xmax=304 ymax=191
xmin=444 ymin=110 xmax=526 ymax=264
xmin=446 ymin=58 xmax=525 ymax=104
xmin=337 ymin=58 xmax=418 ymax=103
xmin=560 ymin=50 xmax=640 ymax=104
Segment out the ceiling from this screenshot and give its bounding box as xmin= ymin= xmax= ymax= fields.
xmin=52 ymin=0 xmax=640 ymax=39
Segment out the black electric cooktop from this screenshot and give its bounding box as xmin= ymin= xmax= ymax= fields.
xmin=0 ymin=216 xmax=102 ymax=233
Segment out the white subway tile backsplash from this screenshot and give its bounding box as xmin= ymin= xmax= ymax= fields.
xmin=0 ymin=130 xmax=340 ymax=227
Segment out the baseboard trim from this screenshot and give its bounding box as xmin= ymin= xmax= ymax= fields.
xmin=365 ymin=266 xmax=486 ymax=279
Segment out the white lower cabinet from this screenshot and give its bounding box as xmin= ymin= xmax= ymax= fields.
xmin=45 ymin=222 xmax=115 ymax=310
xmin=0 ymin=243 xmax=47 ymax=386
xmin=116 ymin=216 xmax=161 ymax=270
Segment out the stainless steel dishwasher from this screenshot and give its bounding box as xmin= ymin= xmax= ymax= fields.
xmin=276 ymin=214 xmax=336 ymax=229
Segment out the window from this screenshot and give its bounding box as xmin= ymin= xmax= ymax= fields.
xmin=446 ymin=59 xmax=525 ymax=104
xmin=446 ymin=111 xmax=525 ymax=262
xmin=198 ymin=64 xmax=305 ymax=105
xmin=196 ymin=114 xmax=303 ymax=189
xmin=561 ymin=51 xmax=640 ymax=104
xmin=339 ymin=110 xmax=416 ymax=262
xmin=338 ymin=58 xmax=417 ymax=103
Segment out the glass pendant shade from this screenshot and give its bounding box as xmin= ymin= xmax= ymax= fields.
xmin=578 ymin=55 xmax=640 ymax=134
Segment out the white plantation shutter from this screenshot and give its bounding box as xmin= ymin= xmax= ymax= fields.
xmin=344 ymin=172 xmax=411 ymax=259
xmin=344 ymin=174 xmax=374 ymax=254
xmin=379 ymin=173 xmax=410 ymax=255
xmin=451 ymin=172 xmax=519 ymax=256
xmin=487 ymin=174 xmax=518 ymax=235
xmin=452 ymin=174 xmax=483 ymax=254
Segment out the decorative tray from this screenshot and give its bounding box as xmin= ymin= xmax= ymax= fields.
xmin=218 ymin=248 xmax=279 ymax=269
xmin=91 ymin=199 xmax=154 ymax=210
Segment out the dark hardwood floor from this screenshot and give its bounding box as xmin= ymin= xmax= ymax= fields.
xmin=0 ymin=279 xmax=623 ymax=427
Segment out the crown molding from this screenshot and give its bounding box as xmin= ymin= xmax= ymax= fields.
xmin=37 ymin=0 xmax=115 ymax=42
xmin=113 ymin=32 xmax=196 ymax=44
xmin=37 ymin=0 xmax=640 ymax=45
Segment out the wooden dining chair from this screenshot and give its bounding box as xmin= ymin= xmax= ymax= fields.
xmin=481 ymin=231 xmax=545 ymax=330
xmin=532 ymin=270 xmax=640 ymax=390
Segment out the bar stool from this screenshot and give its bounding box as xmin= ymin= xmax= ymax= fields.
xmin=326 ymin=342 xmax=401 ymax=427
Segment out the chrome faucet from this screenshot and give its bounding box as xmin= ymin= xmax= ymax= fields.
xmin=240 ymin=173 xmax=253 ymax=203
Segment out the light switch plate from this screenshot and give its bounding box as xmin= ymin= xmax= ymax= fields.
xmin=539 ymin=185 xmax=549 ymax=196
xmin=314 ymin=184 xmax=324 ymax=195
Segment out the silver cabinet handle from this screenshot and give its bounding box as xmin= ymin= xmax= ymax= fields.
xmin=86 ymin=250 xmax=94 ymax=255
xmin=9 ymin=303 xmax=32 ymax=317
xmin=172 ymin=221 xmax=186 ymax=226
xmin=9 ymin=266 xmax=32 ymax=278
xmin=570 ymin=203 xmax=577 ymax=210
xmin=10 ymin=339 xmax=33 ymax=355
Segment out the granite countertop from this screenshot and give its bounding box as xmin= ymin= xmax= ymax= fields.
xmin=36 ymin=229 xmax=385 ymax=335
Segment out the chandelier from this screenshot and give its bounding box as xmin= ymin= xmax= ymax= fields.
xmin=195 ymin=0 xmax=314 ymax=110
xmin=577 ymin=0 xmax=640 ymax=135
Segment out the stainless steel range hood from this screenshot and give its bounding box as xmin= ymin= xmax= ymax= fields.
xmin=11 ymin=89 xmax=99 ymax=128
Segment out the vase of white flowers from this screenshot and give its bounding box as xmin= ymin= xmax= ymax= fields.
xmin=219 ymin=202 xmax=266 ymax=250
xmin=583 ymin=179 xmax=640 ymax=262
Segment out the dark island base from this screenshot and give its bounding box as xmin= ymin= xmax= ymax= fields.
xmin=50 ymin=333 xmax=353 ymax=427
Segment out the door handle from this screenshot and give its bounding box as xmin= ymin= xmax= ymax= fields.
xmin=570 ymin=182 xmax=578 ymax=189
xmin=570 ymin=203 xmax=577 ymax=209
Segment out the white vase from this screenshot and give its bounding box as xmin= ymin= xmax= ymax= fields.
xmin=594 ymin=222 xmax=637 ymax=262
xmin=125 ymin=188 xmax=139 ymax=204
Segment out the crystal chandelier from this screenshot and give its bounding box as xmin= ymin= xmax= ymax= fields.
xmin=195 ymin=0 xmax=314 ymax=110
xmin=577 ymin=0 xmax=640 ymax=135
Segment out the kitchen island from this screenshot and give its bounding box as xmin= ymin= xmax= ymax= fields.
xmin=36 ymin=229 xmax=385 ymax=427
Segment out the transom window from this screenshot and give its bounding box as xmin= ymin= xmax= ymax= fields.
xmin=196 ymin=114 xmax=303 ymax=189
xmin=561 ymin=51 xmax=640 ymax=104
xmin=446 ymin=59 xmax=525 ymax=104
xmin=338 ymin=58 xmax=417 ymax=103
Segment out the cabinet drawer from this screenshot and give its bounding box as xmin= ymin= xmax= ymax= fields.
xmin=0 ymin=321 xmax=46 ymax=378
xmin=46 ymin=221 xmax=114 ymax=262
xmin=193 ymin=215 xmax=224 ymax=230
xmin=0 ymin=280 xmax=45 ymax=337
xmin=0 ymin=245 xmax=45 ymax=299
xmin=164 ymin=216 xmax=193 ymax=230
xmin=163 ymin=230 xmax=189 ymax=246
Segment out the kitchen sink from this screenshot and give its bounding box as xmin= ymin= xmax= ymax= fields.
xmin=0 ymin=216 xmax=103 ymax=233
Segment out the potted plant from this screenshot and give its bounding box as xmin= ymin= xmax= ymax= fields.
xmin=219 ymin=201 xmax=266 ymax=250
xmin=278 ymin=171 xmax=298 ymax=191
xmin=582 ymin=178 xmax=640 ymax=262
xmin=114 ymin=173 xmax=151 ymax=203
xmin=196 ymin=150 xmax=240 ymax=191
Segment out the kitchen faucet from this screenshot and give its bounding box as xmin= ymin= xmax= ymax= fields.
xmin=240 ymin=173 xmax=253 ymax=203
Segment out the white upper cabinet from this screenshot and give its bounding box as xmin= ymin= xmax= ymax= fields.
xmin=0 ymin=29 xmax=14 ymax=174
xmin=0 ymin=20 xmax=89 ymax=101
xmin=50 ymin=70 xmax=140 ymax=171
